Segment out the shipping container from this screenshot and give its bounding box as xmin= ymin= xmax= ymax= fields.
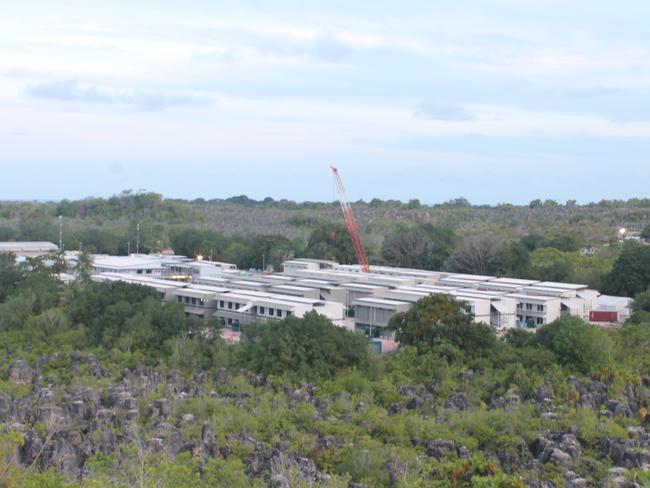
xmin=589 ymin=310 xmax=618 ymax=322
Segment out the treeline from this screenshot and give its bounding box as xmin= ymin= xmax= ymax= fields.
xmin=3 ymin=192 xmax=650 ymax=293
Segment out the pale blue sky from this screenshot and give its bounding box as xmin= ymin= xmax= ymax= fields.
xmin=1 ymin=1 xmax=650 ymax=203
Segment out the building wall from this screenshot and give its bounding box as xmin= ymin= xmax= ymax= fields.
xmin=514 ymin=298 xmax=561 ymax=329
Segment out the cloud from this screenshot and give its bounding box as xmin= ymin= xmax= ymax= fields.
xmin=26 ymin=80 xmax=212 ymax=110
xmin=566 ymin=86 xmax=630 ymax=98
xmin=414 ymin=102 xmax=476 ymax=122
xmin=27 ymin=80 xmax=112 ymax=102
xmin=247 ymin=33 xmax=354 ymax=61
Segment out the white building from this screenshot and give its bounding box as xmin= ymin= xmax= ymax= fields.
xmin=0 ymin=241 xmax=58 ymax=257
xmin=91 ymin=255 xmax=167 ymax=276
xmin=507 ymin=293 xmax=562 ymax=329
xmin=210 ymin=289 xmax=346 ymax=328
xmin=352 ymin=297 xmax=412 ymax=337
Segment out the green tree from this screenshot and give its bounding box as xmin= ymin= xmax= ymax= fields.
xmin=381 ymin=223 xmax=455 ymax=270
xmin=603 ymin=242 xmax=650 ymax=296
xmin=74 ymin=249 xmax=93 ymax=283
xmin=388 ymin=294 xmax=490 ymax=353
xmin=0 ymin=253 xmax=25 ymax=301
xmin=640 ymin=224 xmax=650 ymax=241
xmin=234 ymin=234 xmax=298 ymax=271
xmin=495 ymin=241 xmax=530 ymax=277
xmin=304 ymin=222 xmax=357 ymax=264
xmin=406 ymin=198 xmax=421 ymax=209
xmin=237 ymin=311 xmax=370 ymax=380
xmin=529 ymin=247 xmax=574 ymax=282
xmin=627 ymin=288 xmax=650 ymax=324
xmin=531 ymin=317 xmax=613 ymax=374
xmin=445 ymin=235 xmax=503 ymax=275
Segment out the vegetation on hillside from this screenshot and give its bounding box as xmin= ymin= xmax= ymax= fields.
xmin=1 ymin=254 xmax=650 ymax=486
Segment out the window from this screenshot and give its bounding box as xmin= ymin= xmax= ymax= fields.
xmin=525 ymin=303 xmax=533 ymax=310
xmin=286 ymin=311 xmax=292 ymax=317
xmin=269 ymin=308 xmax=274 ymax=316
xmin=516 ymin=303 xmax=522 ymax=309
xmin=191 ymin=297 xmax=196 ymax=305
xmin=235 ymin=303 xmax=240 ymax=310
xmin=536 ymin=317 xmax=544 ymax=325
xmin=199 ymin=299 xmax=204 ymax=305
xmin=185 ymin=297 xmax=190 ymax=304
xmin=259 ymin=306 xmax=265 ymax=314
xmin=516 ymin=315 xmax=523 ymax=322
xmin=137 ymin=270 xmax=143 ymax=274
xmin=219 ymin=300 xmax=224 ymax=308
xmin=228 ymin=302 xmax=233 ymax=309
xmin=536 ymin=304 xmax=544 ymax=312
xmin=146 ymin=270 xmax=152 ymax=274
xmin=177 ymin=296 xmax=182 ymax=303
xmin=227 ymin=318 xmax=232 ymax=325
xmin=276 ymin=309 xmax=282 ymax=318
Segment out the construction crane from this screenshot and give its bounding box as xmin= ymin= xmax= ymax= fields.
xmin=331 ymin=166 xmax=370 ymax=272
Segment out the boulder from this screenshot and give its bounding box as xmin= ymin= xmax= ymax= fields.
xmin=606 ymin=467 xmax=629 ymax=487
xmin=444 ymin=392 xmax=470 ymax=411
xmin=559 ymin=434 xmax=582 ymax=459
xmin=533 ymin=385 xmax=554 ymax=404
xmin=425 ymin=438 xmax=459 ymax=460
xmin=0 ymin=393 xmax=12 ymax=421
xmin=7 ymin=358 xmax=34 ymax=385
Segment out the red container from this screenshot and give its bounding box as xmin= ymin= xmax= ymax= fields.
xmin=589 ymin=310 xmax=618 ymax=322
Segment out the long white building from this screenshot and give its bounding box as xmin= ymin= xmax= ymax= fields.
xmin=86 ymin=253 xmax=631 ymax=339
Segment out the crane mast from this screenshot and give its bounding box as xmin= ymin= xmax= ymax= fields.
xmin=331 ymin=166 xmax=370 ymax=272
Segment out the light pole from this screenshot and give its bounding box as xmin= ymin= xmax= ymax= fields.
xmin=58 ymin=215 xmax=63 ymax=251
xmin=136 ymin=223 xmax=140 ymax=254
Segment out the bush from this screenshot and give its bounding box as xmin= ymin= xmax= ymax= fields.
xmin=237 ymin=312 xmax=370 ymax=381
xmin=531 ymin=317 xmax=614 ymax=375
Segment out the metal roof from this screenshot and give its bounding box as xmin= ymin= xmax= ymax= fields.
xmin=0 ymin=241 xmax=58 ymax=251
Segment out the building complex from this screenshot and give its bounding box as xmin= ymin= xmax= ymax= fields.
xmin=81 ymin=253 xmax=631 ymax=339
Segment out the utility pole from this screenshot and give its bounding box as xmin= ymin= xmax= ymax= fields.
xmin=136 ymin=223 xmax=140 ymax=254
xmin=58 ymin=215 xmax=63 ymax=251
xmin=127 ymin=241 xmax=130 ymax=255
xmin=262 ymin=254 xmax=265 ymax=272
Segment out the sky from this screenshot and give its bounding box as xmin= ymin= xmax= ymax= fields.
xmin=1 ymin=0 xmax=650 ymax=204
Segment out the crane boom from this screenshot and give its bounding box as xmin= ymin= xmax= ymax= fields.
xmin=331 ymin=166 xmax=370 ymax=272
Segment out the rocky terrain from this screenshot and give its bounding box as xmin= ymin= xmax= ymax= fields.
xmin=2 ymin=353 xmax=650 ymax=487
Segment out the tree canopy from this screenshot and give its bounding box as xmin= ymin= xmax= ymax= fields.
xmin=603 ymin=242 xmax=650 ymax=296
xmin=237 ymin=311 xmax=370 ymax=380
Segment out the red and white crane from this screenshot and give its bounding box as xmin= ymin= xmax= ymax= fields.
xmin=331 ymin=166 xmax=370 ymax=272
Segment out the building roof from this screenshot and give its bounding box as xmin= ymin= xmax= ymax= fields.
xmin=339 ymin=282 xmax=387 ymax=291
xmin=446 ymin=273 xmax=496 ymax=281
xmin=269 ymin=284 xmax=315 ymax=292
xmin=537 ymin=281 xmax=588 ymax=290
xmin=488 ymin=277 xmax=541 ymax=286
xmin=353 ymin=297 xmax=411 ymax=308
xmin=506 ymin=293 xmax=562 ymax=302
xmin=230 ymin=280 xmax=266 ymax=288
xmin=0 ymin=241 xmax=58 ymax=252
xmin=92 ymin=255 xmax=165 ymax=269
xmin=172 ymin=288 xmax=221 ymax=298
xmin=94 ymin=272 xmax=187 ymax=288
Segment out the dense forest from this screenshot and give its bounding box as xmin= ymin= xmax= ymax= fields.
xmin=1 ymin=249 xmax=650 ymax=486
xmin=3 ymin=191 xmax=650 ymax=293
